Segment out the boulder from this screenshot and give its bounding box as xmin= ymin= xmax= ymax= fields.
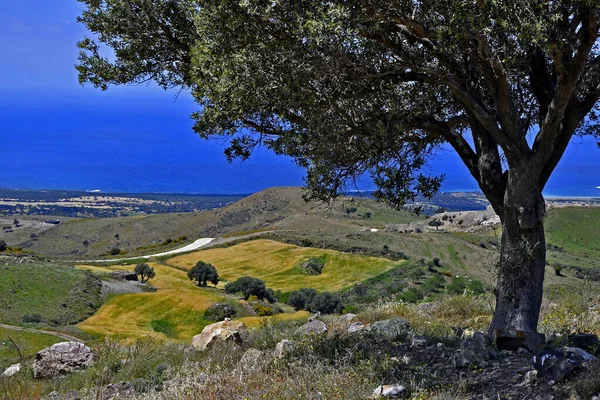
xmin=1 ymin=363 xmax=21 ymax=377
xmin=237 ymin=348 xmax=268 ymax=372
xmin=371 ymin=384 xmax=408 ymax=399
xmin=339 ymin=313 xmax=356 ymax=323
xmin=191 ymin=320 xmax=247 ymax=351
xmin=366 ymin=318 xmax=410 ymax=341
xmin=493 ymin=329 xmax=545 ymax=352
xmin=533 ymin=347 xmax=597 ymax=384
xmin=295 ymin=320 xmax=327 ymax=336
xmin=273 ymin=339 xmax=298 ymax=359
xmin=33 ymin=342 xmax=94 ymax=378
xmin=347 ymin=322 xmax=365 ymax=334
xmin=454 ymin=332 xmax=494 ymax=368
xmin=568 ymin=334 xmax=600 ymax=354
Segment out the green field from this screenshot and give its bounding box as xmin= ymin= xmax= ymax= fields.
xmin=0 ymin=258 xmax=102 ymax=327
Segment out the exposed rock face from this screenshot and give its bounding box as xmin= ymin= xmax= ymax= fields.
xmin=2 ymin=363 xmax=21 ymax=377
xmin=192 ymin=320 xmax=247 ymax=351
xmin=371 ymin=384 xmax=408 ymax=398
xmin=273 ymin=339 xmax=298 ymax=359
xmin=493 ymin=329 xmax=545 ymax=352
xmin=533 ymin=347 xmax=597 ymax=384
xmin=366 ymin=318 xmax=410 ymax=341
xmin=295 ymin=320 xmax=327 ymax=336
xmin=33 ymin=342 xmax=94 ymax=378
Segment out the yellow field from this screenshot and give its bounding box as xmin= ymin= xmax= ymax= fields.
xmin=76 ymin=263 xmax=230 ymax=341
xmin=167 ymin=239 xmax=402 ymax=291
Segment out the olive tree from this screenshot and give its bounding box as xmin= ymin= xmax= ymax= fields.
xmin=77 ymin=0 xmax=600 ymax=332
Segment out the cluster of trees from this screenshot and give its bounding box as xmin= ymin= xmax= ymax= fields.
xmin=287 ymin=288 xmax=344 ymax=314
xmin=225 ymin=276 xmax=277 ymax=303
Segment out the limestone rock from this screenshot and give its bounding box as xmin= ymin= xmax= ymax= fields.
xmin=192 ymin=320 xmax=247 ymax=351
xmin=2 ymin=363 xmax=21 ymax=377
xmin=493 ymin=329 xmax=545 ymax=352
xmin=371 ymin=384 xmax=408 ymax=398
xmin=533 ymin=347 xmax=597 ymax=384
xmin=347 ymin=321 xmax=365 ymax=334
xmin=295 ymin=320 xmax=327 ymax=336
xmin=366 ymin=318 xmax=410 ymax=341
xmin=33 ymin=342 xmax=94 ymax=378
xmin=455 ymin=332 xmax=494 ymax=368
xmin=273 ymin=339 xmax=298 ymax=359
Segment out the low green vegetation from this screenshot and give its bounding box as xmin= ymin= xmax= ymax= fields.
xmin=0 ymin=258 xmax=102 ymax=327
xmin=0 ymin=328 xmax=61 ymax=369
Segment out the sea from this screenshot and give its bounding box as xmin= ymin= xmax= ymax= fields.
xmin=1 ymin=88 xmax=599 ymax=197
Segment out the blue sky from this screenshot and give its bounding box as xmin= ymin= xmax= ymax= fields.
xmin=0 ymin=1 xmax=598 ymax=195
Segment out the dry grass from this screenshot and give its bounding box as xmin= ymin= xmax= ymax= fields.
xmin=167 ymin=239 xmax=401 ymax=292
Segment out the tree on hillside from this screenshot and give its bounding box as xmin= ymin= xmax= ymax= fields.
xmin=0 ymin=240 xmax=7 ymax=252
xmin=134 ymin=263 xmax=156 ymax=283
xmin=77 ymin=1 xmax=600 ymax=333
xmin=187 ymin=261 xmax=219 ymax=287
xmin=225 ymin=276 xmax=276 ymax=302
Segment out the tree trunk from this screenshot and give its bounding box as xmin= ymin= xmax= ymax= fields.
xmin=489 ymin=172 xmax=546 ymax=333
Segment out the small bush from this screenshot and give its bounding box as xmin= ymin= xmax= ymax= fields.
xmin=446 ymin=276 xmax=468 ymax=294
xmin=108 ymin=247 xmax=121 ymax=256
xmin=553 ymin=264 xmax=563 ymax=276
xmin=301 ymin=258 xmax=325 ymax=275
xmin=204 ymin=303 xmax=238 ymax=321
xmin=432 ymin=257 xmax=441 ymax=267
xmin=467 ymin=279 xmax=486 ymax=295
xmin=309 ymin=292 xmax=344 ymax=314
xmin=287 ymin=288 xmax=318 ymax=311
xmin=0 ymin=240 xmax=6 ymax=252
xmin=22 ymin=314 xmax=43 ymax=323
xmin=300 ymin=238 xmax=313 ymax=247
xmin=397 ymin=287 xmax=424 ymax=303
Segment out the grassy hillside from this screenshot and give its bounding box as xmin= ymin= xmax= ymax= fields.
xmin=0 ymin=257 xmax=102 ymax=327
xmin=0 ymin=328 xmax=61 ymax=369
xmin=545 ymin=207 xmax=600 ymax=270
xmin=167 ymin=239 xmax=402 ymax=292
xmin=18 ymin=187 xmax=422 ymax=258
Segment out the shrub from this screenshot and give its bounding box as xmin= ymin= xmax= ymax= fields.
xmin=309 ymin=292 xmax=344 ymax=314
xmin=301 ymin=258 xmax=324 ymax=275
xmin=287 ymin=288 xmax=318 ymax=311
xmin=204 ymin=303 xmax=238 ymax=321
xmin=22 ymin=314 xmax=43 ymax=323
xmin=432 ymin=257 xmax=441 ymax=267
xmin=446 ymin=276 xmax=468 ymax=294
xmin=108 ymin=247 xmax=121 ymax=255
xmin=187 ymin=261 xmax=219 ymax=287
xmin=0 ymin=240 xmax=6 ymax=252
xmin=467 ymin=279 xmax=486 ymax=295
xmin=553 ymin=264 xmax=563 ymax=276
xmin=225 ymin=276 xmax=275 ymax=302
xmin=397 ymin=287 xmax=424 ymax=303
xmin=408 ymin=268 xmax=426 ymax=282
xmin=421 ymin=274 xmax=446 ymax=292
xmin=300 ymin=238 xmax=313 ymax=247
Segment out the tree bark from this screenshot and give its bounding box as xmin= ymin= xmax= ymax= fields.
xmin=489 ymin=170 xmax=546 ymax=333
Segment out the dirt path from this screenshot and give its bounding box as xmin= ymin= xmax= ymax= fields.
xmin=0 ymin=323 xmax=84 ymax=343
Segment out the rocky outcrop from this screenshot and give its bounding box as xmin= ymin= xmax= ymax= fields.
xmin=191 ymin=320 xmax=247 ymax=351
xmin=237 ymin=348 xmax=269 ymax=372
xmin=454 ymin=332 xmax=496 ymax=368
xmin=33 ymin=342 xmax=94 ymax=378
xmin=366 ymin=318 xmax=410 ymax=341
xmin=2 ymin=363 xmax=20 ymax=377
xmin=295 ymin=320 xmax=327 ymax=336
xmin=347 ymin=321 xmax=365 ymax=334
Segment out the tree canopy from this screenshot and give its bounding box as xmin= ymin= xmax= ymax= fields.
xmin=187 ymin=261 xmax=219 ymax=287
xmin=134 ymin=263 xmax=155 ymax=283
xmin=77 ymin=0 xmax=600 ymax=332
